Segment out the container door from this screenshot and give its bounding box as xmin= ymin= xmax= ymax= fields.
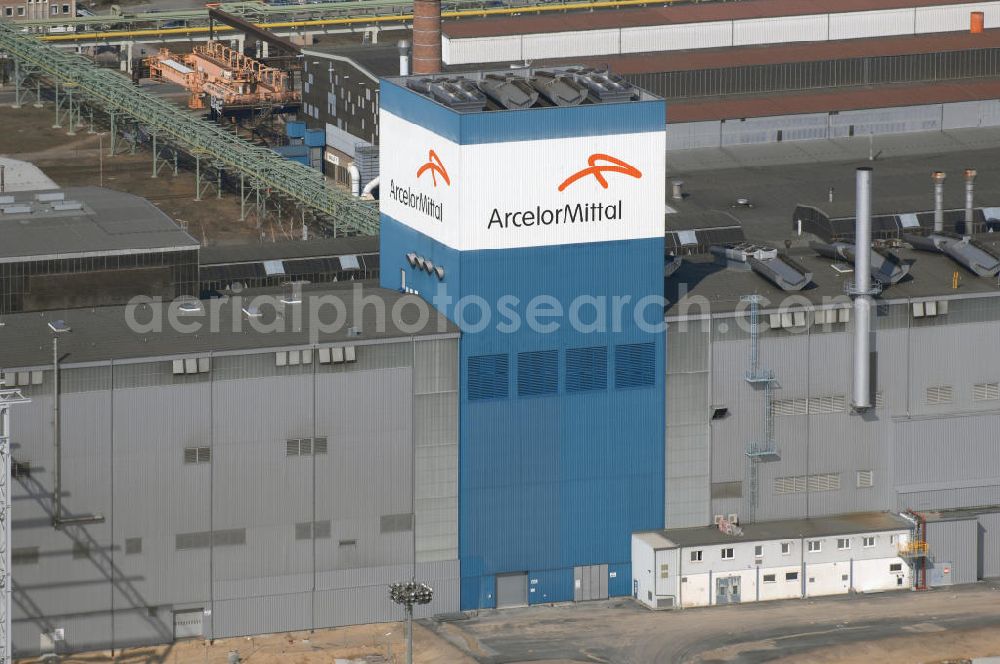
xmin=173 ymin=609 xmax=204 ymax=639
xmin=598 ymin=564 xmax=609 ymax=600
xmin=496 ymin=572 xmax=528 ymax=608
xmin=715 ymin=577 xmax=730 ymax=605
xmin=573 ymin=566 xmax=583 ymax=601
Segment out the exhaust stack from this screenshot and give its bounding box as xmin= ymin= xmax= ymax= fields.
xmin=964 ymin=168 xmax=977 ymax=233
xmin=398 ymin=39 xmax=411 ymax=76
xmin=932 ymin=171 xmax=946 ymax=233
xmin=852 ymin=167 xmax=874 ymax=411
xmin=412 ymin=0 xmax=441 ymax=75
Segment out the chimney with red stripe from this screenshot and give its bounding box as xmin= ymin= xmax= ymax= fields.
xmin=412 ymin=0 xmax=442 ymax=75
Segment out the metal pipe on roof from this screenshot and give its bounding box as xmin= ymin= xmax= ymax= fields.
xmin=397 ymin=39 xmax=410 ymax=77
xmin=932 ymin=171 xmax=946 ymax=233
xmin=964 ymin=168 xmax=977 ymax=233
xmin=852 ymin=167 xmax=873 ymax=411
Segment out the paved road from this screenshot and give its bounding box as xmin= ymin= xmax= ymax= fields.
xmin=425 ymin=581 xmax=1000 ymax=663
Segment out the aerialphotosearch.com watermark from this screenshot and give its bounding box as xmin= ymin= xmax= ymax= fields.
xmin=123 ymin=282 xmax=853 ymax=342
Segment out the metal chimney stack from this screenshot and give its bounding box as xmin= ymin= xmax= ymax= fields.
xmin=398 ymin=39 xmax=411 ymax=76
xmin=932 ymin=171 xmax=946 ymax=233
xmin=412 ymin=0 xmax=442 ymax=75
xmin=851 ymin=167 xmax=874 ymax=411
xmin=964 ymin=168 xmax=977 ymax=233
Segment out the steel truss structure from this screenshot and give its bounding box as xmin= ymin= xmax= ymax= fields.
xmin=0 ymin=22 xmax=379 ymax=236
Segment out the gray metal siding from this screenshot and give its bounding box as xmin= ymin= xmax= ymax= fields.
xmin=8 ymin=340 xmax=461 ymax=654
xmin=926 ymin=518 xmax=979 ymax=585
xmin=977 ymin=512 xmax=1000 ymax=579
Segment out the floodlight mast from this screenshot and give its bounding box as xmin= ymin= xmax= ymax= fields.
xmin=0 ymin=389 xmax=30 ymax=664
xmin=389 ymin=581 xmax=434 ymax=664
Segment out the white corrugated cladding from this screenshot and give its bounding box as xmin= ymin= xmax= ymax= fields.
xmin=621 ymin=22 xmax=731 ymax=54
xmin=732 ymin=14 xmax=828 ymax=46
xmin=915 ymin=2 xmax=1000 ymax=33
xmin=828 ymin=9 xmax=914 ymax=40
xmin=522 ymin=28 xmax=619 ymax=60
xmin=443 ymin=1 xmax=1000 ymax=65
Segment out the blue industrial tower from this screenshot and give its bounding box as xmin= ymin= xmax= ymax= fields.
xmin=379 ymin=72 xmax=666 ymax=609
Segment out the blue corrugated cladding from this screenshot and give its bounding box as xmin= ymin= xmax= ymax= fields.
xmin=378 ymin=83 xmax=666 ymax=611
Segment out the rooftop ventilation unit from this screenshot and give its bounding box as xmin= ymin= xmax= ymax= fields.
xmin=903 ymin=232 xmax=1000 ymax=278
xmin=406 ymin=77 xmax=486 ymax=112
xmin=810 ymin=241 xmax=912 ymax=286
xmin=48 ymin=319 xmax=71 ymax=333
xmin=562 ymin=68 xmax=636 ymax=104
xmin=51 ymin=201 xmax=83 ymax=212
xmin=2 ymin=204 xmax=32 ymax=215
xmin=710 ymin=243 xmax=813 ymax=291
xmin=477 ymin=74 xmax=539 ymax=110
xmin=35 ymin=192 xmax=65 ymax=202
xmin=0 ymin=196 xmax=14 ymax=205
xmin=529 ymin=70 xmax=588 ymax=107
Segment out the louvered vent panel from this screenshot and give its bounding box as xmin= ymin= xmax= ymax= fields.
xmin=807 ymin=473 xmax=841 ymax=492
xmin=300 ymin=438 xmax=312 ymax=455
xmin=772 ymin=398 xmax=807 ymax=416
xmin=295 ymin=523 xmax=312 ymax=540
xmin=183 ymin=447 xmax=198 ymax=464
xmin=467 ymin=354 xmax=509 ymax=401
xmin=197 ymin=447 xmax=211 ymax=463
xmin=809 ymin=395 xmax=846 ymax=414
xmin=974 ymin=382 xmax=1000 ymax=401
xmin=566 ymin=346 xmax=608 ymax=393
xmin=314 ymin=520 xmax=332 ymax=539
xmin=314 ymin=437 xmax=328 ymax=455
xmin=517 ymin=350 xmax=558 ymax=397
xmin=286 ymin=439 xmax=300 ymax=456
xmin=615 ymin=342 xmax=656 ymax=389
xmin=857 ymin=470 xmax=874 ymax=488
xmin=926 ymin=385 xmax=954 ymax=405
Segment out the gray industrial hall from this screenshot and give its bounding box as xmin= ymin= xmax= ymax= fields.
xmin=0 ymin=281 xmax=460 ymax=650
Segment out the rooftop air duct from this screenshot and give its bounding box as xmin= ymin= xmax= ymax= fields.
xmin=964 ymin=168 xmax=977 ymax=233
xmin=478 ymin=74 xmax=540 ymax=110
xmin=932 ymin=171 xmax=946 ymax=233
xmin=529 ymin=71 xmax=588 ymax=107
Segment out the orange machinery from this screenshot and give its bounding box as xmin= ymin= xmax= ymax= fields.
xmin=147 ymin=41 xmax=300 ymax=111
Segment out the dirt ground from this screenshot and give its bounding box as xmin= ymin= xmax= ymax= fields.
xmin=18 ymin=622 xmax=474 ymax=664
xmin=0 ymin=97 xmax=292 ymax=245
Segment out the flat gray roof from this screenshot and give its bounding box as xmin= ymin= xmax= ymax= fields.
xmin=0 ymin=281 xmax=457 ymax=368
xmin=642 ymin=512 xmax=910 ymax=549
xmin=665 ymin=139 xmax=1000 ymax=313
xmin=0 ymin=186 xmax=199 ymax=262
xmin=200 ymin=236 xmax=379 ymax=265
xmin=922 ymin=505 xmax=1000 ymax=523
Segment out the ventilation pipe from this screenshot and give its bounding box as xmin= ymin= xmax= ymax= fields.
xmin=852 ymin=167 xmax=874 ymax=411
xmin=964 ymin=168 xmax=977 ymax=233
xmin=412 ymin=0 xmax=441 ymax=75
xmin=932 ymin=171 xmax=946 ymax=233
xmin=348 ymin=163 xmax=360 ymax=197
xmin=362 ymin=176 xmax=379 ymax=198
xmin=397 ymin=39 xmax=411 ymax=76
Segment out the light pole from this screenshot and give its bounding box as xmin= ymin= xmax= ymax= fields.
xmin=389 ymin=581 xmax=433 ymax=664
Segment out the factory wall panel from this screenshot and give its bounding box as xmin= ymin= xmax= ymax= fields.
xmin=899 ymin=485 xmax=1000 ymax=511
xmin=441 ymin=35 xmax=522 ymax=65
xmin=732 ymin=15 xmax=828 ymax=47
xmin=664 ymin=121 xmax=722 ymax=151
xmin=621 ymin=22 xmax=732 ymax=54
xmin=212 ymin=593 xmax=312 ymax=639
xmin=828 ymin=104 xmax=943 ymax=138
xmin=915 ymin=2 xmax=1000 ymax=33
xmin=925 ymin=518 xmax=979 ymax=585
xmin=828 ymin=9 xmax=915 ymax=40
xmin=907 ymin=321 xmax=1000 ymax=417
xmin=977 ymin=512 xmax=1000 ymax=578
xmin=942 ymin=100 xmax=1000 ymax=129
xmin=894 ymin=414 xmax=1000 ymax=490
xmin=665 ymin=323 xmax=711 ymax=528
xmin=521 ymin=29 xmax=620 ymax=61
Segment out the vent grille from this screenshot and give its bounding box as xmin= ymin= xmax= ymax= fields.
xmin=615 ymin=342 xmax=656 ymax=389
xmin=183 ymin=446 xmax=211 ymax=464
xmin=125 ymin=537 xmax=142 ymax=555
xmin=12 ymin=547 xmax=39 ymax=565
xmin=772 ymin=395 xmax=846 ymax=416
xmin=286 ymin=438 xmax=327 ymax=456
xmin=176 ymin=529 xmax=246 ymax=550
xmin=517 ymin=350 xmax=558 ymax=397
xmin=974 ymin=382 xmax=1000 ymax=401
xmin=857 ymin=470 xmax=874 ymax=488
xmin=772 ymin=397 xmax=807 ymax=417
xmin=926 ymin=385 xmax=953 ymax=405
xmin=467 ymin=354 xmax=509 ymax=401
xmin=808 ymin=395 xmax=846 ymax=414
xmin=775 ymin=473 xmax=841 ymax=494
xmin=314 ymin=437 xmax=328 ymax=455
xmin=380 ymin=513 xmax=414 ymax=533
xmin=566 ymin=346 xmax=607 ymax=393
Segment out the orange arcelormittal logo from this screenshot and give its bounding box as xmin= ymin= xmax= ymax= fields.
xmin=558 ymin=153 xmax=642 ymax=192
xmin=416 ymin=150 xmax=450 ymax=187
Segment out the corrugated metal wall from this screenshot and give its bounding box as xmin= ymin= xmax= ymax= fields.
xmin=926 ymin=518 xmax=979 ymax=585
xmin=666 ymin=99 xmax=1000 ymax=151
xmin=6 ymin=338 xmax=460 ymax=654
xmin=444 ymin=2 xmax=1000 ymax=65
